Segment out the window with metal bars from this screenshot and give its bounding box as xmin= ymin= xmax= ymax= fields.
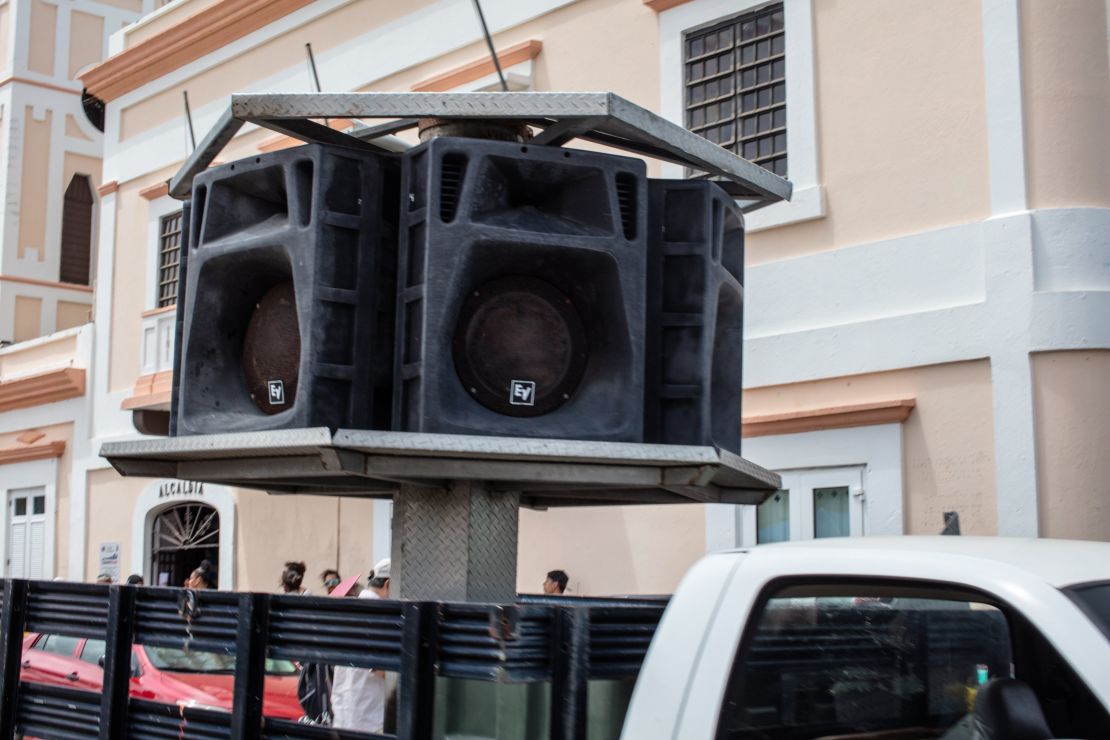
xmin=684 ymin=3 xmax=786 ymax=177
xmin=157 ymin=211 xmax=183 ymax=308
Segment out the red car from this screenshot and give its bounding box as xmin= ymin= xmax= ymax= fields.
xmin=21 ymin=633 xmax=304 ymax=719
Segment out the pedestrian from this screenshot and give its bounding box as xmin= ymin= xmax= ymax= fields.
xmin=184 ymin=560 xmax=215 ymax=589
xmin=96 ymin=573 xmax=113 ymax=585
xmin=543 ymin=569 xmax=569 ymax=595
xmin=331 ymin=559 xmax=391 ymax=733
xmin=125 ymin=574 xmax=144 ymax=586
xmin=280 ymin=561 xmax=308 ymax=594
xmin=320 ymin=568 xmax=342 ymax=594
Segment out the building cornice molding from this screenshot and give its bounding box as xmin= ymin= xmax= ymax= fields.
xmin=0 ymin=76 xmax=82 ymax=96
xmin=0 ymin=275 xmax=93 ymax=293
xmin=742 ymin=399 xmax=916 ymax=438
xmin=643 ymin=0 xmax=695 ymax=12
xmin=139 ymin=181 xmax=170 ymax=200
xmin=0 ymin=440 xmax=66 ymax=466
xmin=0 ymin=368 xmax=86 ymax=413
xmin=121 ymin=371 xmax=172 ymax=411
xmin=411 ymin=39 xmax=543 ymax=92
xmin=80 ymin=0 xmax=314 ymax=102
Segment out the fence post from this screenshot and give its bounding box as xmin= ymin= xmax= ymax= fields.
xmin=100 ymin=585 xmax=137 ymax=739
xmin=230 ymin=592 xmax=270 ymax=740
xmin=397 ymin=602 xmax=437 ymax=740
xmin=0 ymin=580 xmax=28 ymax=737
xmin=551 ymin=606 xmax=589 ymax=740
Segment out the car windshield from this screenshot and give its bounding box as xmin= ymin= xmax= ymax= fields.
xmin=143 ymin=646 xmax=296 ymax=676
xmin=1069 ymin=583 xmax=1110 ymax=640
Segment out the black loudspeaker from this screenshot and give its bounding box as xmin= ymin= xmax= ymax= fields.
xmin=645 ymin=180 xmax=744 ymax=456
xmin=171 ymin=144 xmax=399 ymax=435
xmin=395 ymin=137 xmax=647 ymax=441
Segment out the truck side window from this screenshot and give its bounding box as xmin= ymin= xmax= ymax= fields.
xmin=715 ymin=583 xmax=1013 ymax=739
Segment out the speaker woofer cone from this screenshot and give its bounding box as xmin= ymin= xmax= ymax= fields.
xmin=243 ymin=281 xmax=300 ymax=414
xmin=453 ymin=275 xmax=587 ymax=417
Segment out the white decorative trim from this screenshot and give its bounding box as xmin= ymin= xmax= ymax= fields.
xmin=706 ymin=424 xmax=903 ymax=551
xmin=102 ymin=0 xmax=575 ymax=185
xmin=658 ymin=0 xmax=823 ymax=228
xmin=983 ymin=213 xmax=1038 ymax=536
xmin=981 ymin=0 xmax=1028 ymax=215
xmin=0 ymin=457 xmax=58 ymax=579
xmin=131 ymin=480 xmax=236 ymax=589
xmin=90 ymin=188 xmax=132 ymax=439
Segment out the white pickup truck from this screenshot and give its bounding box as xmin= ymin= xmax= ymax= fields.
xmin=623 ymin=537 xmax=1110 ymax=740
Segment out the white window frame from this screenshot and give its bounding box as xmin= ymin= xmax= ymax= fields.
xmin=658 ymin=0 xmax=824 ymax=232
xmin=706 ymin=423 xmax=903 ymax=551
xmin=0 ymin=458 xmax=57 ymax=579
xmin=743 ymin=465 xmax=865 ymax=545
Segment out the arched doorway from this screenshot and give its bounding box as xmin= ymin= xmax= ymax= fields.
xmin=150 ymin=503 xmax=219 ymax=588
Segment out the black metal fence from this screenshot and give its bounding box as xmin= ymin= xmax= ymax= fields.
xmin=0 ymin=580 xmax=665 ymax=740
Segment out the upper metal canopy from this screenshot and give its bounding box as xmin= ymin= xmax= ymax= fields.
xmin=169 ymin=92 xmax=793 ymax=209
xmin=100 ymin=429 xmax=780 ymax=509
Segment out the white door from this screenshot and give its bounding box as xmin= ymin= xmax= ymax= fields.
xmin=739 ymin=466 xmax=865 ymax=546
xmin=8 ymin=487 xmax=47 ymax=579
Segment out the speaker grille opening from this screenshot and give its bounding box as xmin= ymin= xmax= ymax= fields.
xmin=243 ymin=281 xmax=300 ymax=414
xmin=616 ymin=172 xmax=638 ymax=240
xmin=453 ymin=276 xmax=588 ymax=417
xmin=439 ymin=152 xmax=467 ymax=222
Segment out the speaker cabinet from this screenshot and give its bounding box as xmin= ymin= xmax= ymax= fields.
xmin=645 ymin=180 xmax=745 ymax=456
xmin=395 ymin=137 xmax=647 ymax=441
xmin=172 ymin=144 xmax=400 ymax=435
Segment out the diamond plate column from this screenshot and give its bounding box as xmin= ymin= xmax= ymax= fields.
xmin=390 ymin=481 xmax=520 ymax=602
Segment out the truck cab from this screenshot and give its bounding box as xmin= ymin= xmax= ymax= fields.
xmin=624 ymin=537 xmax=1110 ymax=739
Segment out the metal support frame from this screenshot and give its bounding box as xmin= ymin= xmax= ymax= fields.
xmin=166 ymin=92 xmax=792 ymax=210
xmin=3 ymin=579 xmax=668 ymax=740
xmin=102 ymin=429 xmax=781 ymax=508
xmin=551 ymin=606 xmax=589 ymax=740
xmin=397 ymin=603 xmax=437 ymax=739
xmin=0 ymin=580 xmax=27 ymax=737
xmin=99 ymin=585 xmax=136 ymax=739
xmin=231 ymin=592 xmax=271 ymax=740
xmin=391 ymin=483 xmax=521 ymax=603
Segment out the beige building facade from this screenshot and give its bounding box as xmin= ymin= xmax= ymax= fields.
xmin=0 ymin=0 xmax=1101 ymax=596
xmin=0 ymin=0 xmax=155 ymax=583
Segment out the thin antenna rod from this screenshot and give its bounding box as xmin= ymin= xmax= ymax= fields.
xmin=305 ymin=43 xmax=329 ymax=127
xmin=183 ymin=90 xmax=197 ymax=151
xmin=471 ymin=0 xmax=508 ymax=92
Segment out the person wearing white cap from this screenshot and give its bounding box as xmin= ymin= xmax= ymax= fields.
xmin=330 ymin=558 xmax=391 ymax=732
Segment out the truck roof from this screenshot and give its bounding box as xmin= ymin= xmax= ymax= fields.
xmin=735 ymin=536 xmax=1110 ymax=589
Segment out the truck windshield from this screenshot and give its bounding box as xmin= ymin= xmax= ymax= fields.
xmin=1068 ymin=583 xmax=1110 ymax=640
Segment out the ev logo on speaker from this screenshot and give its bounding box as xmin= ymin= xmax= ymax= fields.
xmin=267 ymin=380 xmax=286 ymax=405
xmin=510 ymin=380 xmax=536 ymax=406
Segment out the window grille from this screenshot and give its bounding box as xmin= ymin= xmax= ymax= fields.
xmin=684 ymin=3 xmax=786 ymax=177
xmin=157 ymin=211 xmax=183 ymax=308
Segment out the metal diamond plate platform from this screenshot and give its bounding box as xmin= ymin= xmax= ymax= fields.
xmin=100 ymin=429 xmax=780 ymax=509
xmin=167 ymin=91 xmax=793 ymax=209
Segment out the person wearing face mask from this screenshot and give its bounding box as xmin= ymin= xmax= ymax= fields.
xmin=320 ymin=568 xmax=342 ymax=594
